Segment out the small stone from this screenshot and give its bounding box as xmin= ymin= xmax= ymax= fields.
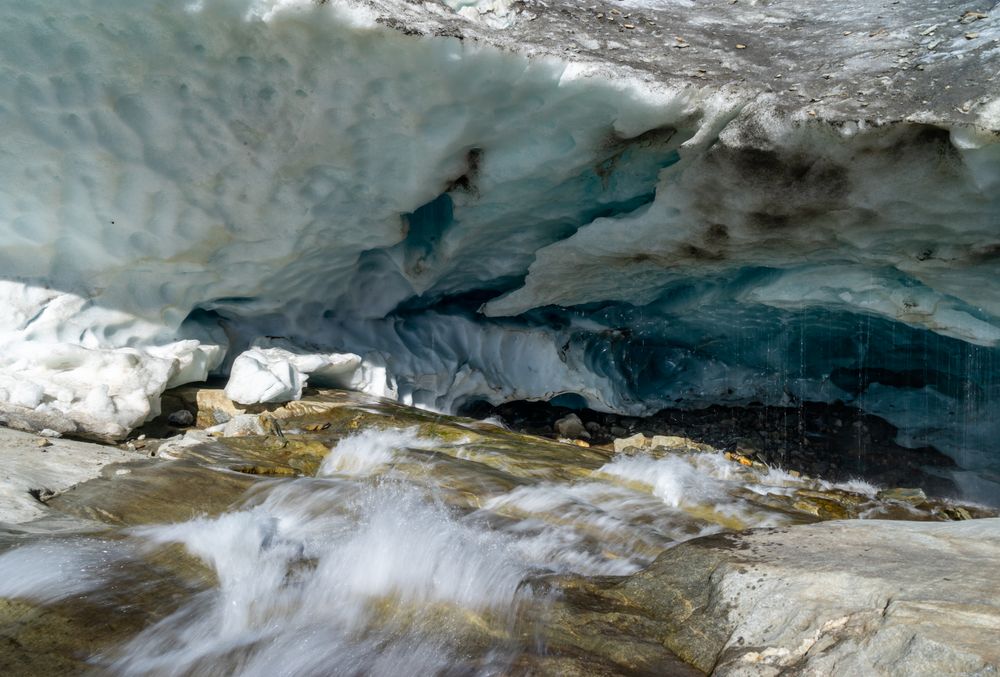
xmin=964 ymin=32 xmax=979 ymax=40
xmin=960 ymin=10 xmax=987 ymax=23
xmin=35 ymin=438 xmax=51 ymax=449
xmin=943 ymin=506 xmax=972 ymax=520
xmin=610 ymin=425 xmax=628 ymax=437
xmin=788 ymin=469 xmax=801 ymax=478
xmin=554 ymin=413 xmax=590 ymax=439
xmin=39 ymin=429 xmax=61 ymax=438
xmin=573 ymin=439 xmax=591 ymax=448
xmin=167 ymin=409 xmax=195 ymax=427
xmin=735 ymin=43 xmax=746 ymax=49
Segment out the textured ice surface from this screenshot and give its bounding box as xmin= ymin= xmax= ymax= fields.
xmin=0 ymin=0 xmax=999 ymax=495
xmin=225 ymin=337 xmax=380 ymax=404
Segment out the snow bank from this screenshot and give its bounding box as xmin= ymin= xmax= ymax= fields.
xmin=225 ymin=337 xmax=395 ymax=404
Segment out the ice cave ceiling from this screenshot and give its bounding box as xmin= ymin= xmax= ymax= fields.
xmin=0 ymin=0 xmax=999 ymax=497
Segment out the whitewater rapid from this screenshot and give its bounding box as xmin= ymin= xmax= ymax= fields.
xmin=0 ymin=424 xmax=908 ymax=674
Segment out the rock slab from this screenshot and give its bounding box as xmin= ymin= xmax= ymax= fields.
xmin=613 ymin=518 xmax=1000 ymax=675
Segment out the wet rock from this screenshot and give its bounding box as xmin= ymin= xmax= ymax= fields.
xmin=222 ymin=414 xmax=267 ymax=438
xmin=650 ymin=435 xmax=714 ymax=453
xmin=878 ymin=487 xmax=928 ymax=505
xmin=0 ymin=427 xmax=141 ymax=523
xmin=166 ymin=409 xmax=195 ymax=427
xmin=595 ymin=519 xmax=1000 ymax=675
xmin=613 ymin=433 xmax=650 ymax=453
xmin=554 ymin=413 xmax=589 ymax=439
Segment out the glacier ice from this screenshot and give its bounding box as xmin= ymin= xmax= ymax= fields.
xmin=1 ymin=0 xmax=999 ymax=498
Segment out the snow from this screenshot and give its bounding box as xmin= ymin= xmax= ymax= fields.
xmin=0 ymin=0 xmax=999 ymax=497
xmin=225 ymin=337 xmax=390 ymax=405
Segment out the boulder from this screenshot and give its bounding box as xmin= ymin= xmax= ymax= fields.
xmin=649 ymin=435 xmax=715 ymax=453
xmin=554 ymin=413 xmax=589 ymax=439
xmin=613 ymin=433 xmax=650 ymax=454
xmin=606 ymin=518 xmax=1000 ymax=675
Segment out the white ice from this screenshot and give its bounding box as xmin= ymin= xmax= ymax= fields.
xmin=0 ymin=0 xmax=998 ymax=494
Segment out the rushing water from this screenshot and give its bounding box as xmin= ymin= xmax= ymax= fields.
xmin=0 ymin=423 xmax=958 ymax=675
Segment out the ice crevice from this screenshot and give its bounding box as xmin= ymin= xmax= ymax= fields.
xmin=1 ymin=0 xmax=1000 ymax=500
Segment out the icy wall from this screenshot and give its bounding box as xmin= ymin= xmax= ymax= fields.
xmin=1 ymin=0 xmax=999 ymax=496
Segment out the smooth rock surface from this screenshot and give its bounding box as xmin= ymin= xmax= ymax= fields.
xmin=607 ymin=518 xmax=1000 ymax=675
xmin=0 ymin=427 xmax=140 ymax=523
xmin=613 ymin=432 xmax=651 ymax=453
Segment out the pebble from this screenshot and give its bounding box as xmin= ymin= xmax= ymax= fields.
xmin=168 ymin=409 xmax=196 ymax=427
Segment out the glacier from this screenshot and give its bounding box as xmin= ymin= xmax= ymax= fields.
xmin=1 ymin=0 xmax=999 ymax=498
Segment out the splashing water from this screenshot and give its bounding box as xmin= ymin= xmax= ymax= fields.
xmin=0 ymin=425 xmax=947 ymax=675
xmin=111 ymin=479 xmax=533 ymax=676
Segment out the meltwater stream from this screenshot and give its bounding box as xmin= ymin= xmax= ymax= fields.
xmin=0 ymin=422 xmax=962 ymax=675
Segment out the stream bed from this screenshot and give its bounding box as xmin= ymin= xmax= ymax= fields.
xmin=0 ymin=389 xmax=991 ymax=675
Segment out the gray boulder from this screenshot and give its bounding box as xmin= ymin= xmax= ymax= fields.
xmin=606 ymin=518 xmax=1000 ymax=675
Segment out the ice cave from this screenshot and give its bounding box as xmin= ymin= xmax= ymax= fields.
xmin=1 ymin=0 xmax=999 ymax=674
xmin=2 ymin=0 xmax=998 ymax=498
